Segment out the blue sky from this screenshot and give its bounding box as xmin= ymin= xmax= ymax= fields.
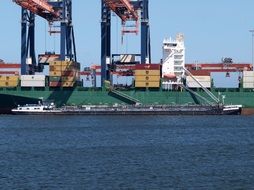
xmin=1 ymin=0 xmax=254 ymax=68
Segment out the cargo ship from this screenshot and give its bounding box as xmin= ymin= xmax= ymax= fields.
xmin=0 ymin=35 xmax=254 ymax=115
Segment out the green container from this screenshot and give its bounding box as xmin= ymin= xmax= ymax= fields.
xmin=49 ymin=76 xmax=61 ymax=82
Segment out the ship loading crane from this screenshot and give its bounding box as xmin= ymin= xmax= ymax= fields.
xmin=13 ymin=0 xmax=77 ymax=75
xmin=101 ymin=0 xmax=151 ymax=85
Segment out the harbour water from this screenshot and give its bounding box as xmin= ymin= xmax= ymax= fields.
xmin=0 ymin=115 xmax=254 ymax=189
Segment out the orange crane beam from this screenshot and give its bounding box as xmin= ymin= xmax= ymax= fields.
xmin=13 ymin=0 xmax=60 ymax=21
xmin=103 ymin=0 xmax=139 ymax=22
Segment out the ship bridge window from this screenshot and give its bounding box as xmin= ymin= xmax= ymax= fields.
xmin=174 ymin=67 xmax=183 ymax=71
xmin=174 ymin=55 xmax=183 ymax=59
xmin=169 ymin=43 xmax=177 ymax=47
xmin=174 ymin=61 xmax=183 ymax=66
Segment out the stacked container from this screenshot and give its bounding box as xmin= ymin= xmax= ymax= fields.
xmin=135 ymin=64 xmax=161 ymax=88
xmin=0 ymin=63 xmax=20 ymax=76
xmin=49 ymin=61 xmax=80 ymax=87
xmin=186 ymin=75 xmax=211 ymax=88
xmin=243 ymin=71 xmax=254 ymax=88
xmin=21 ymin=75 xmax=45 ymax=87
xmin=0 ymin=76 xmax=19 ymax=87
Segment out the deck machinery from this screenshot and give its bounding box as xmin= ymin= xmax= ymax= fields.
xmin=13 ymin=0 xmax=77 ymax=75
xmin=101 ymin=0 xmax=151 ymax=85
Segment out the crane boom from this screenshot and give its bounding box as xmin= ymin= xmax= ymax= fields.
xmin=13 ymin=0 xmax=60 ymax=21
xmin=103 ymin=0 xmax=139 ymax=22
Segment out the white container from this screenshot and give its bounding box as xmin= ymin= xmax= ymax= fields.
xmin=96 ymin=76 xmax=102 ymax=87
xmin=21 ymin=80 xmax=45 ymax=87
xmin=243 ymin=76 xmax=254 ymax=83
xmin=80 ymin=75 xmax=93 ymax=87
xmin=0 ymin=68 xmax=20 ymax=72
xmin=21 ymin=75 xmax=45 ymax=81
xmin=243 ymin=71 xmax=254 ymax=77
xmin=187 ymin=81 xmax=211 ymax=88
xmin=243 ymin=82 xmax=254 ymax=89
xmin=186 ymin=76 xmax=211 ymax=82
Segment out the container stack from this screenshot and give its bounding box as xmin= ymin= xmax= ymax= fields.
xmin=0 ymin=76 xmax=19 ymax=87
xmin=0 ymin=63 xmax=20 ymax=87
xmin=135 ymin=64 xmax=161 ymax=88
xmin=186 ymin=75 xmax=211 ymax=88
xmin=0 ymin=63 xmax=20 ymax=76
xmin=49 ymin=61 xmax=80 ymax=87
xmin=243 ymin=71 xmax=254 ymax=88
xmin=21 ymin=75 xmax=45 ymax=87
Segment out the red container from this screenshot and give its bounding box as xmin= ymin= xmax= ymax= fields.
xmin=62 ymin=71 xmax=75 ymax=77
xmin=49 ymin=82 xmax=61 ymax=87
xmin=0 ymin=63 xmax=21 ymax=69
xmin=135 ymin=64 xmax=161 ymax=70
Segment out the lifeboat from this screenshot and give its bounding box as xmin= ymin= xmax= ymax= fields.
xmin=163 ymin=73 xmax=176 ymax=79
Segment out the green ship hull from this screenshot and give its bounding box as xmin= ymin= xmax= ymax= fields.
xmin=0 ymin=87 xmax=253 ymax=114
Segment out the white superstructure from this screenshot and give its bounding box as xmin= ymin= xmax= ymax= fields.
xmin=162 ymin=33 xmax=185 ymax=90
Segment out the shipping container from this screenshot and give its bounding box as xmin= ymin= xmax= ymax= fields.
xmin=135 ymin=75 xmax=160 ymax=81
xmin=61 ymin=76 xmax=76 ymax=82
xmin=187 ymin=81 xmax=211 ymax=88
xmin=135 ymin=81 xmax=160 ymax=88
xmin=0 ymin=76 xmax=19 ymax=81
xmin=49 ymin=82 xmax=62 ymax=87
xmin=243 ymin=82 xmax=254 ymax=88
xmin=0 ymin=63 xmax=20 ymax=69
xmin=49 ymin=61 xmax=62 ymax=66
xmin=49 ymin=65 xmax=62 ymax=72
xmin=186 ymin=76 xmax=211 ymax=82
xmin=243 ymin=71 xmax=254 ymax=77
xmin=243 ymin=76 xmax=254 ymax=83
xmin=61 ymin=71 xmax=76 ymax=77
xmin=135 ymin=64 xmax=160 ymax=70
xmin=21 ymin=80 xmax=45 ymax=87
xmin=49 ymin=76 xmax=61 ymax=82
xmin=135 ymin=70 xmax=160 ymax=76
xmin=0 ymin=68 xmax=20 ymax=72
xmin=49 ymin=71 xmax=62 ymax=76
xmin=21 ymin=75 xmax=45 ymax=81
xmin=0 ymin=71 xmax=19 ymax=76
xmin=0 ymin=81 xmax=18 ymax=87
xmin=61 ymin=65 xmax=76 ymax=71
xmin=62 ymin=81 xmax=75 ymax=87
xmin=61 ymin=61 xmax=74 ymax=67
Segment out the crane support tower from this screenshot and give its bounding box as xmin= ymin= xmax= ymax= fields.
xmin=101 ymin=0 xmax=151 ymax=85
xmin=13 ymin=0 xmax=76 ymax=75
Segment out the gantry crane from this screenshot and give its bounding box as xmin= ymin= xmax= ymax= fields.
xmin=13 ymin=0 xmax=76 ymax=75
xmin=101 ymin=0 xmax=151 ymax=85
